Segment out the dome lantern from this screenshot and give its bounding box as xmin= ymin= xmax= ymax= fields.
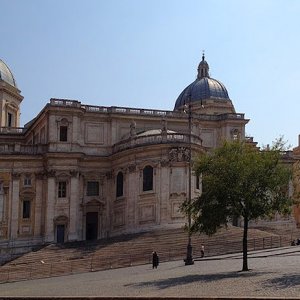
xmin=197 ymin=53 xmax=209 ymax=79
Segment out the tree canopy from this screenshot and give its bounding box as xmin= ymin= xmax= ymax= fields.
xmin=182 ymin=139 xmax=292 ymax=271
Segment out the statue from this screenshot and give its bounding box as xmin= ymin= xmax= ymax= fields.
xmin=130 ymin=120 xmax=136 ymax=137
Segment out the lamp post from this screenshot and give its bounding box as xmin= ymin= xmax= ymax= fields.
xmin=185 ymin=97 xmax=194 ymax=265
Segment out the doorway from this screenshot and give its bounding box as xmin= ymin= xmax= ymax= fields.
xmin=86 ymin=212 xmax=98 ymax=240
xmin=56 ymin=224 xmax=65 ymax=243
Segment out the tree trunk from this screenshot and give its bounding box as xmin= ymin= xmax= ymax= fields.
xmin=242 ymin=215 xmax=249 ymax=271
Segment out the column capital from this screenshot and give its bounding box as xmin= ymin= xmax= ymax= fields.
xmin=35 ymin=172 xmax=46 ymax=180
xmin=12 ymin=173 xmax=21 ymax=180
xmin=70 ymin=170 xmax=79 ymax=178
xmin=46 ymin=170 xmax=56 ymax=178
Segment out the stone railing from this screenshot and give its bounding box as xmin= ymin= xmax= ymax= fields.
xmin=219 ymin=113 xmax=245 ymax=120
xmin=0 ymin=100 xmax=246 ymax=138
xmin=50 ymin=98 xmax=81 ymax=108
xmin=49 ymin=98 xmax=245 ymax=121
xmin=0 ymin=144 xmax=48 ymax=155
xmin=113 ymin=132 xmax=202 ymax=153
xmin=0 ymin=127 xmax=25 ymax=134
xmin=82 ymin=104 xmax=181 ymax=117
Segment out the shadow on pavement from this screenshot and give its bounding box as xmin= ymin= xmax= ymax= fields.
xmin=263 ymin=273 xmax=300 ymax=289
xmin=126 ymin=271 xmax=268 ymax=290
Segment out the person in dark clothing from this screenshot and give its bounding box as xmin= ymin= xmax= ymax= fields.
xmin=200 ymin=245 xmax=205 ymax=258
xmin=152 ymin=251 xmax=159 ymax=269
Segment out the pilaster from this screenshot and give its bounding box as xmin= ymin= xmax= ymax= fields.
xmin=127 ymin=165 xmax=137 ymax=230
xmin=159 ymin=161 xmax=170 ymax=223
xmin=69 ymin=171 xmax=79 ymax=241
xmin=34 ymin=173 xmax=44 ymax=237
xmin=10 ymin=173 xmax=20 ymax=239
xmin=45 ymin=172 xmax=55 ymax=242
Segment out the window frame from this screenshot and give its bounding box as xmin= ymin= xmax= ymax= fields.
xmin=143 ymin=165 xmax=153 ymax=192
xmin=22 ymin=200 xmax=31 ymax=219
xmin=86 ymin=181 xmax=100 ymax=197
xmin=24 ymin=176 xmax=32 ymax=187
xmin=116 ymin=172 xmax=124 ymax=197
xmin=196 ymin=174 xmax=200 ymax=190
xmin=58 ymin=181 xmax=67 ymax=198
xmin=59 ymin=126 xmax=68 ymax=142
xmin=7 ymin=112 xmax=13 ymax=127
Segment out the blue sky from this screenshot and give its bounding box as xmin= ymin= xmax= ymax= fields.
xmin=1 ymin=0 xmax=300 ymax=147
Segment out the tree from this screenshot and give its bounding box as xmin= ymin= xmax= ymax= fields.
xmin=182 ymin=139 xmax=292 ymax=271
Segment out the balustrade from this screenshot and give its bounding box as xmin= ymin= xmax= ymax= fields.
xmin=112 ymin=132 xmax=202 ymax=153
xmin=0 ymin=143 xmax=48 ymax=154
xmin=49 ymin=98 xmax=245 ymax=121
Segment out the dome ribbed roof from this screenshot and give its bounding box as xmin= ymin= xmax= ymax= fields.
xmin=0 ymin=59 xmax=17 ymax=88
xmin=174 ymin=55 xmax=230 ymax=110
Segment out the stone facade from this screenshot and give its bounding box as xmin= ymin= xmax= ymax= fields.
xmin=0 ymin=58 xmax=249 ymax=248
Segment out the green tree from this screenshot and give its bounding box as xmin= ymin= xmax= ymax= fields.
xmin=182 ymin=139 xmax=292 ymax=271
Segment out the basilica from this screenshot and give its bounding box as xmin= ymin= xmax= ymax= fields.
xmin=0 ymin=55 xmax=269 ymax=252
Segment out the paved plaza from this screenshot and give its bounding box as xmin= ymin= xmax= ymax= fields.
xmin=1 ymin=247 xmax=300 ymax=298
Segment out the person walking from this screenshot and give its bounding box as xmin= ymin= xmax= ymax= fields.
xmin=200 ymin=245 xmax=205 ymax=258
xmin=152 ymin=251 xmax=159 ymax=269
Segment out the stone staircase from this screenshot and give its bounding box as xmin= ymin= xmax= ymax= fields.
xmin=0 ymin=225 xmax=295 ymax=283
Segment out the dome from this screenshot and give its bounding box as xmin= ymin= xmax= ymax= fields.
xmin=174 ymin=55 xmax=229 ymax=110
xmin=0 ymin=59 xmax=17 ymax=88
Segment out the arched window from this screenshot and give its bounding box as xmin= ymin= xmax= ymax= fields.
xmin=143 ymin=165 xmax=153 ymax=191
xmin=231 ymin=128 xmax=240 ymax=141
xmin=116 ymin=172 xmax=123 ymax=197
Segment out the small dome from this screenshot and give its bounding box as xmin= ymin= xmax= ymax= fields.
xmin=0 ymin=59 xmax=17 ymax=88
xmin=174 ymin=55 xmax=230 ymax=110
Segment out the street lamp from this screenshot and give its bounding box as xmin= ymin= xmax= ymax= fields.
xmin=184 ymin=96 xmax=194 ymax=265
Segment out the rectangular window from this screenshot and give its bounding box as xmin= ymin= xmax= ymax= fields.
xmin=116 ymin=172 xmax=124 ymax=197
xmin=7 ymin=112 xmax=13 ymax=127
xmin=59 ymin=126 xmax=68 ymax=142
xmin=24 ymin=176 xmax=32 ymax=186
xmin=87 ymin=181 xmax=99 ymax=196
xmin=196 ymin=175 xmax=200 ymax=190
xmin=143 ymin=166 xmax=153 ymax=191
xmin=23 ymin=200 xmax=31 ymax=219
xmin=58 ymin=181 xmax=67 ymax=198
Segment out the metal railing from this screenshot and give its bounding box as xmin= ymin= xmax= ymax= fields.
xmin=0 ymin=234 xmax=292 ymax=284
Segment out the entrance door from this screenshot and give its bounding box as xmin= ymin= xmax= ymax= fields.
xmin=86 ymin=212 xmax=98 ymax=240
xmin=57 ymin=224 xmax=65 ymax=243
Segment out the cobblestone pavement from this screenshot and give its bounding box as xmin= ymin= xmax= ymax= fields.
xmin=1 ymin=246 xmax=300 ymax=298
